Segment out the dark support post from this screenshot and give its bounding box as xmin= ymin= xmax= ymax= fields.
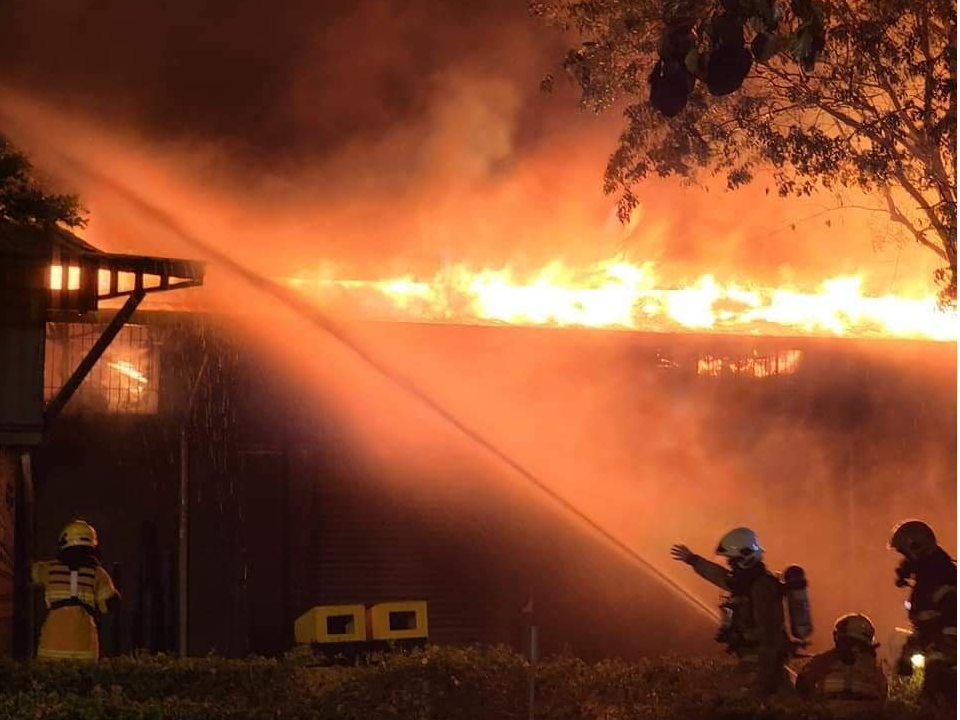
xmin=44 ymin=290 xmax=145 ymax=425
xmin=179 ymin=357 xmax=206 ymax=657
xmin=178 ymin=428 xmax=188 ymax=657
xmin=20 ymin=452 xmax=34 ymax=660
xmin=281 ymin=432 xmax=291 ymax=648
xmin=522 ymin=591 xmax=537 ymax=720
xmin=528 ymin=624 xmax=538 ymax=720
xmin=110 ymin=562 xmax=122 ymax=655
xmin=846 ymin=445 xmax=855 ymax=608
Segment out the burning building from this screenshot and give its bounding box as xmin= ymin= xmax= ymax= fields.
xmin=13 ymin=296 xmax=957 ymax=660
xmin=0 ymin=205 xmax=955 ymax=661
xmin=0 ymin=0 xmax=954 ymax=667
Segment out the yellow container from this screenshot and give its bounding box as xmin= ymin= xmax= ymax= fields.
xmin=366 ymin=601 xmax=428 ymax=641
xmin=294 ymin=605 xmax=367 ymax=644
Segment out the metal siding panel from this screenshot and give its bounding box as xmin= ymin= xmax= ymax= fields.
xmin=305 ymin=457 xmax=504 ymax=645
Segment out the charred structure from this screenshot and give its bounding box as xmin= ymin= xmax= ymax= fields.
xmin=13 ymin=310 xmax=956 ymax=659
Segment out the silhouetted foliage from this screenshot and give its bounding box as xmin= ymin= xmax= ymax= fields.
xmin=535 ymin=0 xmax=957 ymax=303
xmin=0 ymin=647 xmax=948 ymax=719
xmin=0 ymin=136 xmax=86 ymax=229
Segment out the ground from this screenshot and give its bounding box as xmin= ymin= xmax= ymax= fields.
xmin=0 ymin=646 xmax=952 ymax=719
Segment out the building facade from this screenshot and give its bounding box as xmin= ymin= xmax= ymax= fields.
xmin=13 ymin=311 xmax=957 ymax=659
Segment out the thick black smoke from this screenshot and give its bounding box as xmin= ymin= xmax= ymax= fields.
xmin=0 ymin=0 xmax=564 ymax=169
xmin=0 ymin=0 xmax=944 ymax=289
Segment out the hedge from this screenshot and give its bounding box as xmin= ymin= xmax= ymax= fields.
xmin=0 ymin=645 xmax=951 ymax=720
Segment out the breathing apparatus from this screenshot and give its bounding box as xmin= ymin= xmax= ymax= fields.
xmin=52 ymin=519 xmax=103 ymax=618
xmin=783 ymin=565 xmax=813 ymax=643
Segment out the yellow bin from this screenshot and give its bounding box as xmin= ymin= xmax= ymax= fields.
xmin=367 ymin=601 xmax=428 ymax=641
xmin=294 ymin=605 xmax=367 ymax=644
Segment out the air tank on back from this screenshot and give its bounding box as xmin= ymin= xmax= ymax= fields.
xmin=783 ymin=565 xmax=813 ymax=642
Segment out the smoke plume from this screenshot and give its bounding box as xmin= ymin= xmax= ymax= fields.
xmin=1 ymin=0 xmax=954 ymax=660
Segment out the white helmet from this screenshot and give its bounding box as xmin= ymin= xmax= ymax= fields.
xmin=716 ymin=527 xmax=764 ymax=569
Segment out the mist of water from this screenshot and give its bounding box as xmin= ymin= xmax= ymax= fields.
xmin=1 ymin=93 xmax=954 ymax=658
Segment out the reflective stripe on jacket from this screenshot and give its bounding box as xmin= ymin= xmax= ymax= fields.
xmin=31 ymin=560 xmax=119 ymax=661
xmin=797 ymin=648 xmax=888 ymax=701
xmin=907 ymin=548 xmax=956 ymax=662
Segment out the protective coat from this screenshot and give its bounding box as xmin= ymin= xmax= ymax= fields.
xmin=905 ymin=547 xmax=957 ymax=704
xmin=32 ymin=560 xmax=118 ymax=661
xmin=691 ymin=556 xmax=791 ymax=695
xmin=796 ymin=647 xmax=887 ymax=700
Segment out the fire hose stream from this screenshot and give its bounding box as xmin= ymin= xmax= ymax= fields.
xmin=31 ymin=143 xmax=722 ymax=628
xmin=56 ymin=149 xmax=722 ymax=626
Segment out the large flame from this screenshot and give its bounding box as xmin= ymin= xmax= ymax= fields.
xmin=285 ymin=258 xmax=955 ymax=341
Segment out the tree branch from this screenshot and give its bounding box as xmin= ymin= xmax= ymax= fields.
xmin=880 ymin=184 xmax=948 ymax=261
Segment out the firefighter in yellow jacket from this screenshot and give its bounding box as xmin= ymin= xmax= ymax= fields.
xmin=31 ymin=520 xmax=120 ymax=661
xmin=796 ymin=613 xmax=887 ymax=710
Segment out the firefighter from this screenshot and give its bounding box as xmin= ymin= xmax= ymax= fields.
xmin=796 ymin=613 xmax=887 ymax=708
xmin=671 ymin=527 xmax=793 ymax=696
xmin=888 ymin=520 xmax=956 ymax=708
xmin=31 ymin=519 xmax=120 ymax=661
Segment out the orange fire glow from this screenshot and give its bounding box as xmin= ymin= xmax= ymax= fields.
xmin=286 ymin=259 xmax=956 ymax=341
xmin=107 ymin=360 xmax=149 ymax=385
xmin=49 ymin=264 xmax=82 ymax=291
xmin=697 ymin=349 xmax=803 ymax=378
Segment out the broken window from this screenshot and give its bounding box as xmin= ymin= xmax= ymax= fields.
xmin=44 ymin=322 xmax=160 ymax=414
xmin=697 ymin=349 xmax=802 ymax=378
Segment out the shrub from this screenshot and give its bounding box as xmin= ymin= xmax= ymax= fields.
xmin=0 ymin=646 xmax=949 ymax=720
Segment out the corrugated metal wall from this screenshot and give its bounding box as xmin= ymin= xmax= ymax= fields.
xmin=22 ymin=316 xmax=955 ymax=660
xmin=303 ymin=446 xmax=516 ymax=645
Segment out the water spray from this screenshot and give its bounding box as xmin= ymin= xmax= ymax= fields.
xmin=2 ymin=119 xmax=719 ymax=626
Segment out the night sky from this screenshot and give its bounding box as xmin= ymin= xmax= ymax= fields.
xmin=0 ymin=0 xmax=567 ymax=170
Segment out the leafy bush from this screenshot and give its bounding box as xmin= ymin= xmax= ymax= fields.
xmin=0 ymin=646 xmax=950 ymax=720
xmin=0 ymin=653 xmax=293 ymax=704
xmin=0 ymin=653 xmax=308 ymax=720
xmin=308 ymin=644 xmax=528 ymax=720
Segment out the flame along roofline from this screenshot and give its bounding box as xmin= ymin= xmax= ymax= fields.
xmin=47 ymin=307 xmax=959 ymax=352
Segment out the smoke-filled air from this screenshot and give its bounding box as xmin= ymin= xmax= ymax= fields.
xmin=0 ymin=0 xmax=955 ymax=715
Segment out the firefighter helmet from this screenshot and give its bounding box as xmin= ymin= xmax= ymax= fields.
xmin=59 ymin=519 xmax=99 ymax=549
xmin=833 ymin=613 xmax=876 ymax=647
xmin=715 ymin=527 xmax=763 ymax=569
xmin=888 ymin=520 xmax=937 ymax=560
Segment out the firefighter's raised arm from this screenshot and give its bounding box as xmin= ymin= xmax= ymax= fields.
xmin=670 ymin=544 xmax=732 ymax=590
xmin=669 ymin=544 xmax=694 ymax=563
